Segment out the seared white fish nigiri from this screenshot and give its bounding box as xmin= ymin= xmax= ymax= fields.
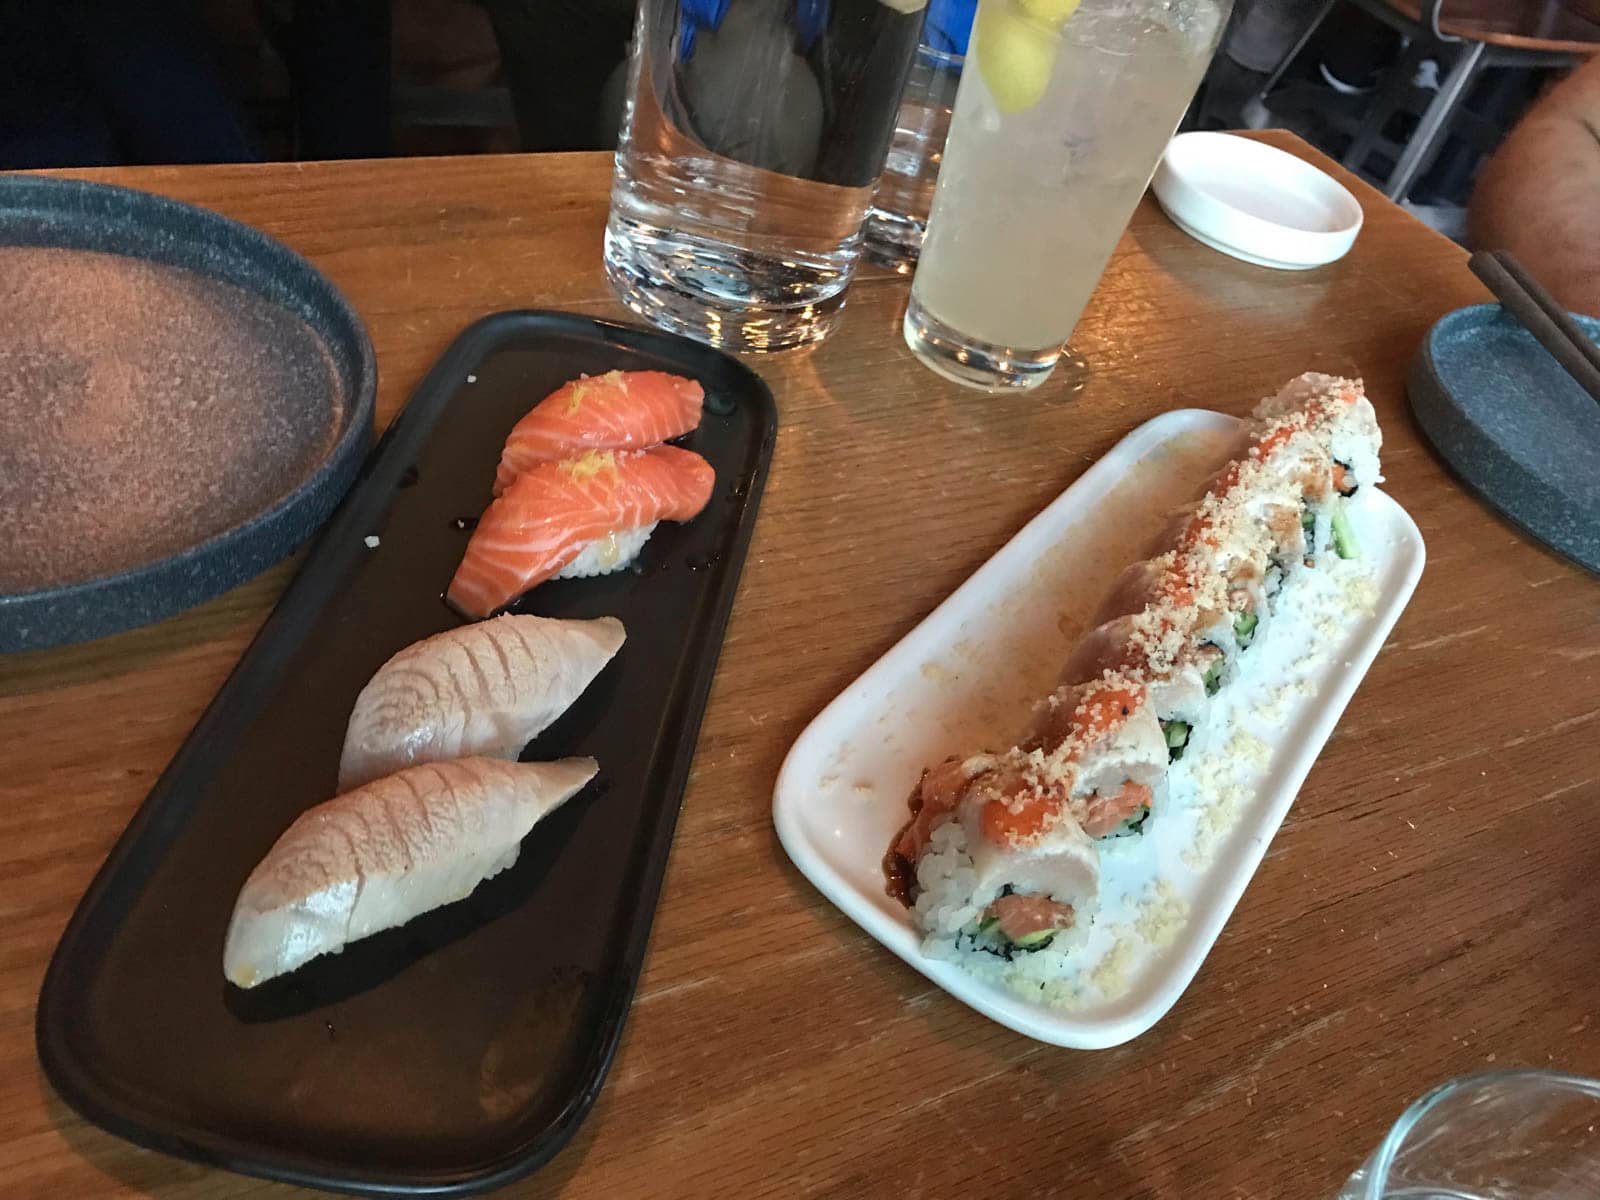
xmin=223 ymin=756 xmax=597 ymax=988
xmin=338 ymin=614 xmax=624 ymax=791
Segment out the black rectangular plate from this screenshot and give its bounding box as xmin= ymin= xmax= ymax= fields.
xmin=36 ymin=311 xmax=776 ymax=1196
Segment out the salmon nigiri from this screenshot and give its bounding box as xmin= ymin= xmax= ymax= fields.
xmin=449 ymin=445 xmax=715 ymax=619
xmin=493 ymin=369 xmax=705 ymax=494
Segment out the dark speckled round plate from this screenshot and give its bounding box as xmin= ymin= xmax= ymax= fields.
xmin=0 ymin=176 xmax=375 ymax=653
xmin=1408 ymin=303 xmax=1600 ymax=574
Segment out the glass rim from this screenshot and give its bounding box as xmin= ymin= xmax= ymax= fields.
xmin=917 ymin=43 xmax=966 ymax=68
xmin=1363 ymin=1068 xmax=1600 ymax=1200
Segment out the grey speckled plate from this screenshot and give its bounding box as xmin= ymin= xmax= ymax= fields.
xmin=0 ymin=176 xmax=375 ymax=653
xmin=1408 ymin=303 xmax=1600 ymax=573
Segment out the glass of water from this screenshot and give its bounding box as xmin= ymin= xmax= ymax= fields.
xmin=605 ymin=0 xmax=929 ymax=352
xmin=903 ymin=0 xmax=1228 ymax=390
xmin=862 ymin=0 xmax=974 ymax=271
xmin=1338 ymin=1070 xmax=1600 ymax=1200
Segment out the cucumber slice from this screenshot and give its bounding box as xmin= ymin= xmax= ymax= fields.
xmin=1012 ymin=928 xmax=1057 ymax=949
xmin=1234 ymin=611 xmax=1258 ymax=645
xmin=977 ymin=914 xmax=999 ymax=933
xmin=1161 ymin=719 xmax=1190 ymax=762
xmin=1263 ymin=561 xmax=1285 ymax=603
xmin=1203 ymin=661 xmax=1222 ymax=695
xmin=1112 ymin=805 xmax=1151 ymax=837
xmin=1330 ymin=501 xmax=1360 ymax=559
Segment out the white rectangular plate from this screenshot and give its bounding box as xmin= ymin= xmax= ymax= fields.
xmin=773 ymin=409 xmax=1426 ymax=1048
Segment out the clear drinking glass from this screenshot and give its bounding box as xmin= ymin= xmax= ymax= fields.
xmin=862 ymin=0 xmax=974 ymax=271
xmin=1337 ymin=1070 xmax=1600 ymax=1200
xmin=605 ymin=0 xmax=930 ymax=352
xmin=903 ymin=0 xmax=1228 ymax=390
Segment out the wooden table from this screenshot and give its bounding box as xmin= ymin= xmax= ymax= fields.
xmin=1390 ymin=0 xmax=1600 ymax=55
xmin=6 ymin=132 xmax=1599 ymax=1199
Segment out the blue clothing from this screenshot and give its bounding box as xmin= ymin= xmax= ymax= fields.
xmin=0 ymin=0 xmax=256 ymax=168
xmin=925 ymin=0 xmax=976 ymax=54
xmin=680 ymin=0 xmax=959 ymax=57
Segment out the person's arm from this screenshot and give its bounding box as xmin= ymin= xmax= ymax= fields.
xmin=1470 ymin=58 xmax=1600 ymax=317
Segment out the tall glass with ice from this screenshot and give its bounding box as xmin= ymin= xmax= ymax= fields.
xmin=904 ymin=0 xmax=1228 ymax=390
xmin=862 ymin=0 xmax=975 ymax=271
xmin=606 ymin=0 xmax=928 ymax=352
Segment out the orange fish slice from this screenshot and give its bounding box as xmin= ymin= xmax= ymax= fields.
xmin=493 ymin=370 xmax=705 ymax=494
xmin=449 ymin=445 xmax=715 ymax=619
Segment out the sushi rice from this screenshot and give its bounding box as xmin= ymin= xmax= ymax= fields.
xmin=554 ymin=522 xmax=658 ymax=580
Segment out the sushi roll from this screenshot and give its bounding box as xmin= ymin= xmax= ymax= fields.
xmin=1023 ymin=676 xmax=1168 ymax=838
xmin=1257 ymin=372 xmax=1383 ymax=493
xmin=447 ymin=445 xmax=715 ymax=619
xmin=1078 ymin=554 xmax=1244 ymax=690
xmin=887 ymin=753 xmax=1101 ymax=962
xmin=1060 ymin=623 xmax=1216 ymax=763
xmin=885 ymin=373 xmax=1384 ymax=992
xmin=494 ymin=369 xmax=705 ymax=494
xmin=1079 ymin=374 xmax=1382 ymax=700
xmin=1250 ymin=373 xmax=1382 ymax=564
xmin=888 ymin=676 xmax=1169 ymax=966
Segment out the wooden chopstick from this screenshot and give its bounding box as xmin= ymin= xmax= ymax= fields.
xmin=1468 ymin=250 xmax=1600 ymax=407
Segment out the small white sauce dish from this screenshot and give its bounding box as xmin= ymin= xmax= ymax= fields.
xmin=1152 ymin=132 xmax=1364 ymax=270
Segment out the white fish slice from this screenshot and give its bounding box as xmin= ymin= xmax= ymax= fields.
xmin=223 ymin=756 xmax=597 ymax=988
xmin=337 ymin=614 xmax=624 ymax=791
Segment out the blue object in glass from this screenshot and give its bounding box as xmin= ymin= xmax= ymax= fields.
xmin=682 ymin=0 xmax=731 ymax=25
xmin=925 ymin=0 xmax=975 ymax=53
xmin=793 ymin=0 xmax=830 ymax=49
xmin=678 ymin=0 xmax=731 ymax=58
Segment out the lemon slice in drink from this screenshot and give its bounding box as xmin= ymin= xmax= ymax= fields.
xmin=976 ymin=0 xmax=1082 ymax=114
xmin=1019 ymin=0 xmax=1081 ymax=20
